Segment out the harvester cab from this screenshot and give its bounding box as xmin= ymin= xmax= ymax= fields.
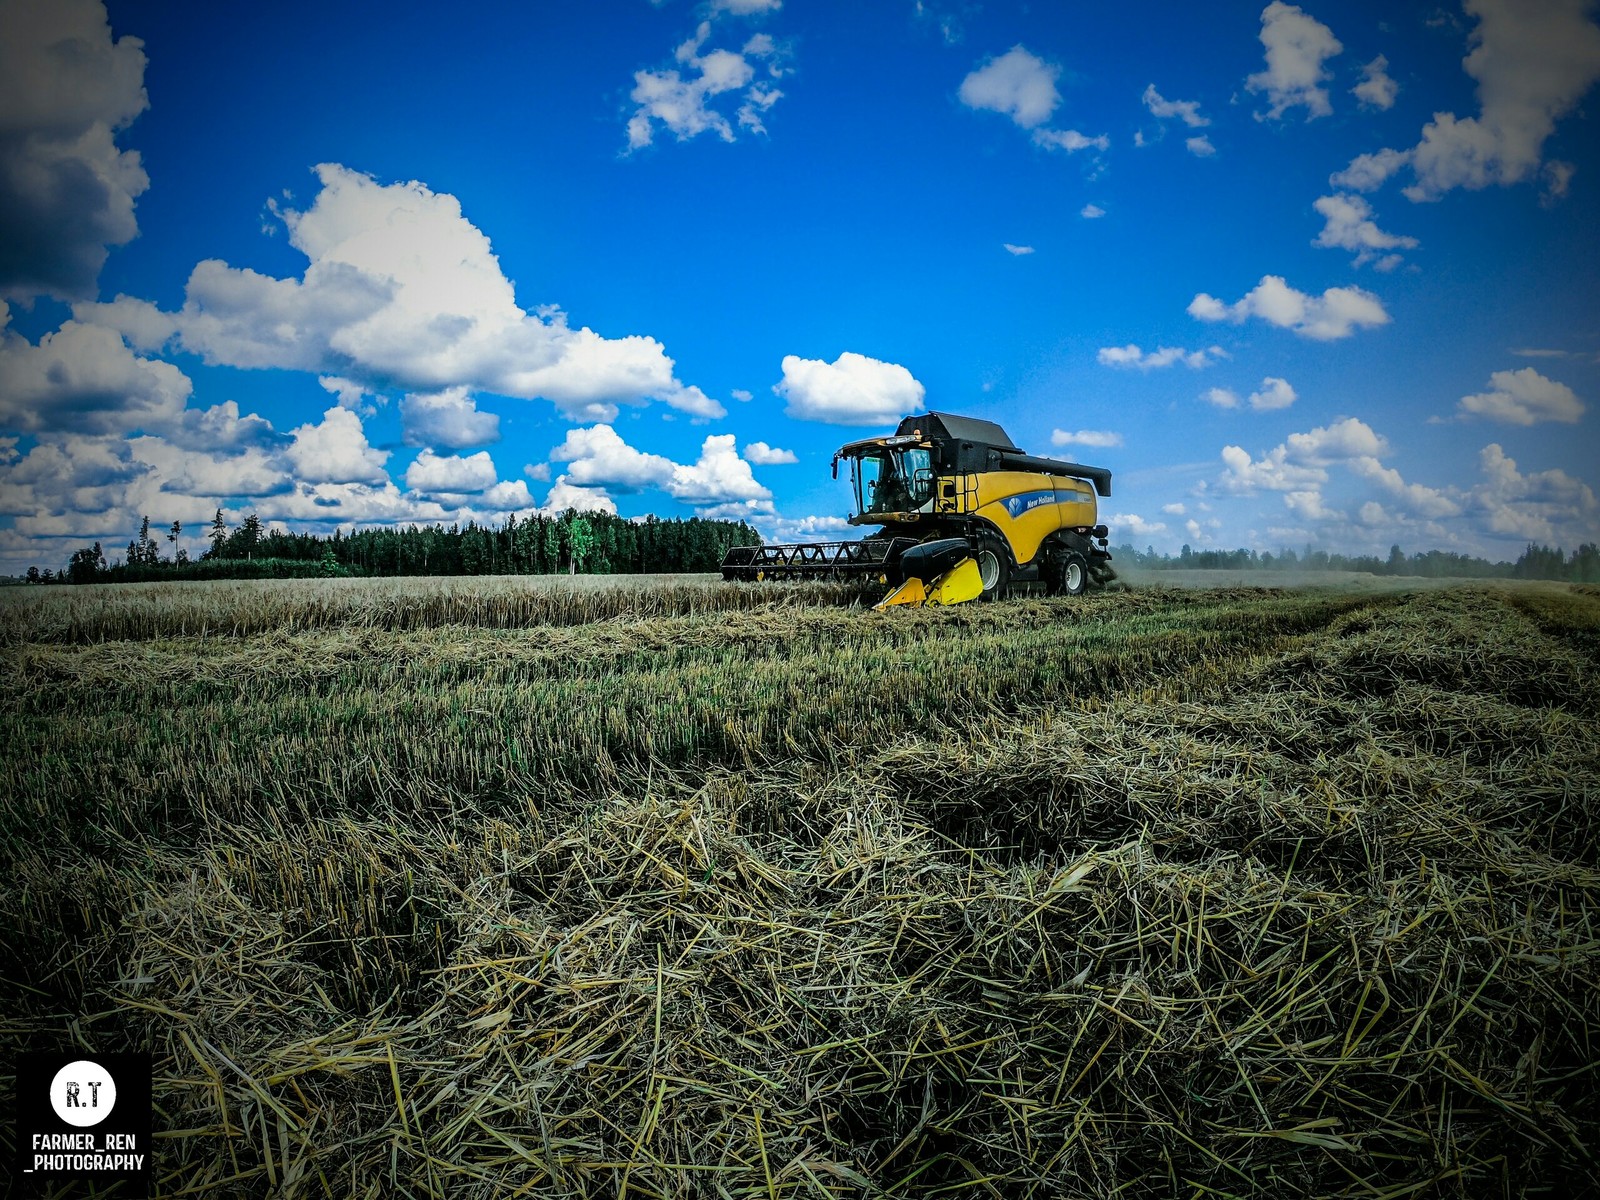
xmin=721 ymin=411 xmax=1116 ymax=609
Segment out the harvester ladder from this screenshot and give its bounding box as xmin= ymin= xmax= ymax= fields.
xmin=936 ymin=473 xmax=978 ymax=515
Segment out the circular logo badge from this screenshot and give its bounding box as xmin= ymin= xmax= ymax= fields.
xmin=49 ymin=1060 xmax=117 ymax=1127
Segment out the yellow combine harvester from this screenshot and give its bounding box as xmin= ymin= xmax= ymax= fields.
xmin=721 ymin=411 xmax=1115 ymax=608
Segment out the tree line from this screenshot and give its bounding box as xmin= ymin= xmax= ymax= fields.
xmin=1112 ymin=541 xmax=1600 ymax=582
xmin=30 ymin=509 xmax=763 ymax=584
xmin=19 ymin=520 xmax=1599 ymax=584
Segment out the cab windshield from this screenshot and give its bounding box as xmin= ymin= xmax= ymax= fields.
xmin=852 ymin=448 xmax=933 ymax=516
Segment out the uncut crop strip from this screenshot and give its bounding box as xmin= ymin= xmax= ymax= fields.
xmin=1 ymin=583 xmax=1596 ymax=1199
xmin=0 ymin=574 xmax=880 ymax=646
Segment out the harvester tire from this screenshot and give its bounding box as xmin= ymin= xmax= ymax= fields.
xmin=1057 ymin=550 xmax=1089 ymax=596
xmin=975 ymin=533 xmax=1009 ymax=600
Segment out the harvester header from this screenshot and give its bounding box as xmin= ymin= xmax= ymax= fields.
xmin=722 ymin=410 xmax=1116 ymax=608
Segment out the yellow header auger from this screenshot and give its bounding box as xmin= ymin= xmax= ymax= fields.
xmin=721 ymin=411 xmax=1115 ymax=608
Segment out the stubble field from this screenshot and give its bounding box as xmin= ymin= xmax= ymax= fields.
xmin=1 ymin=574 xmax=1597 ymax=1197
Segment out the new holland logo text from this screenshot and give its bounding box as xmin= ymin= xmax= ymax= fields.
xmin=1001 ymin=490 xmax=1057 ymax=518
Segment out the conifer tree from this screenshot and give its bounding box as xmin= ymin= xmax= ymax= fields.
xmin=209 ymin=509 xmax=227 ymax=558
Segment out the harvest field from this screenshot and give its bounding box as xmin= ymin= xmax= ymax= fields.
xmin=2 ymin=576 xmax=1597 ymax=1197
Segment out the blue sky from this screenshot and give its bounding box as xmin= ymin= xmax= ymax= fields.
xmin=2 ymin=0 xmax=1598 ymax=572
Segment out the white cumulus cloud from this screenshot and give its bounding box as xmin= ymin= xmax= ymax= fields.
xmin=1348 ymin=456 xmax=1461 ymax=518
xmin=0 ymin=314 xmax=190 ymax=435
xmin=1113 ymin=513 xmax=1168 ymax=538
xmin=318 ymin=374 xmax=378 ymax=413
xmin=1221 ymin=416 xmax=1388 ymax=493
xmin=160 ymin=400 xmax=281 ymax=455
xmin=627 ymin=22 xmax=787 ymax=149
xmin=1456 ymin=367 xmax=1585 ymax=425
xmin=1330 ymin=147 xmax=1412 ymax=192
xmin=1407 ymin=0 xmax=1600 ymax=200
xmin=1284 ymin=489 xmax=1345 ymax=522
xmin=760 ymin=513 xmax=852 ymax=543
xmin=959 ymin=45 xmax=1060 ymax=127
xmin=1246 ymin=2 xmax=1344 ymax=120
xmin=549 ymin=424 xmax=676 ymax=494
xmin=1097 ymin=344 xmax=1225 ymax=370
xmin=400 ymin=388 xmax=500 ymax=450
xmin=1220 ymin=444 xmax=1325 ymax=493
xmin=1142 ymin=84 xmax=1210 ymax=127
xmin=1051 ymin=429 xmax=1123 ymax=448
xmin=1003 ymin=243 xmax=1035 ymax=255
xmin=1189 ymin=274 xmax=1389 ymax=340
xmin=1032 ymin=128 xmax=1109 ymax=153
xmin=1312 ymin=193 xmax=1418 ymax=269
xmin=1286 ymin=418 xmax=1389 ymax=461
xmin=743 ymin=441 xmax=797 ymax=464
xmin=76 ymin=164 xmax=723 ymax=424
xmin=285 ymin=406 xmax=390 ymax=486
xmin=1186 ymin=135 xmax=1217 ymax=157
xmin=1215 ymin=416 xmax=1496 ymax=536
xmin=0 ymin=0 xmax=151 ymax=301
xmin=1470 ymin=443 xmax=1598 ymax=543
xmin=960 ymin=46 xmax=1108 ymax=152
xmin=404 ymin=448 xmax=498 ymax=495
xmin=544 ymin=476 xmax=617 ymax=516
xmin=1248 ymin=377 xmax=1297 ymax=410
xmin=1080 ymin=204 xmax=1105 ymax=219
xmin=776 ymin=351 xmax=925 ymax=425
xmin=548 ymin=424 xmax=773 ymax=515
xmin=0 ymin=434 xmax=149 ymax=528
xmin=1344 ymin=0 xmax=1600 ymax=202
xmin=1353 ymin=55 xmax=1398 ymax=109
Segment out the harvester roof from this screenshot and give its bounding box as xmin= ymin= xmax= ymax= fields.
xmin=895 ymin=411 xmax=1018 ymax=452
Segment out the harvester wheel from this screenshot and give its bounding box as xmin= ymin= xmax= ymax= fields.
xmin=975 ymin=534 xmax=1009 ymax=600
xmin=1057 ymin=550 xmax=1089 ymax=596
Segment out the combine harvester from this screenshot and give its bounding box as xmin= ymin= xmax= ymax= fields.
xmin=721 ymin=411 xmax=1115 ymax=609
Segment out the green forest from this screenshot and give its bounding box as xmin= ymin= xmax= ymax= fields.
xmin=30 ymin=509 xmax=763 ymax=584
xmin=1112 ymin=539 xmax=1600 ymax=582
